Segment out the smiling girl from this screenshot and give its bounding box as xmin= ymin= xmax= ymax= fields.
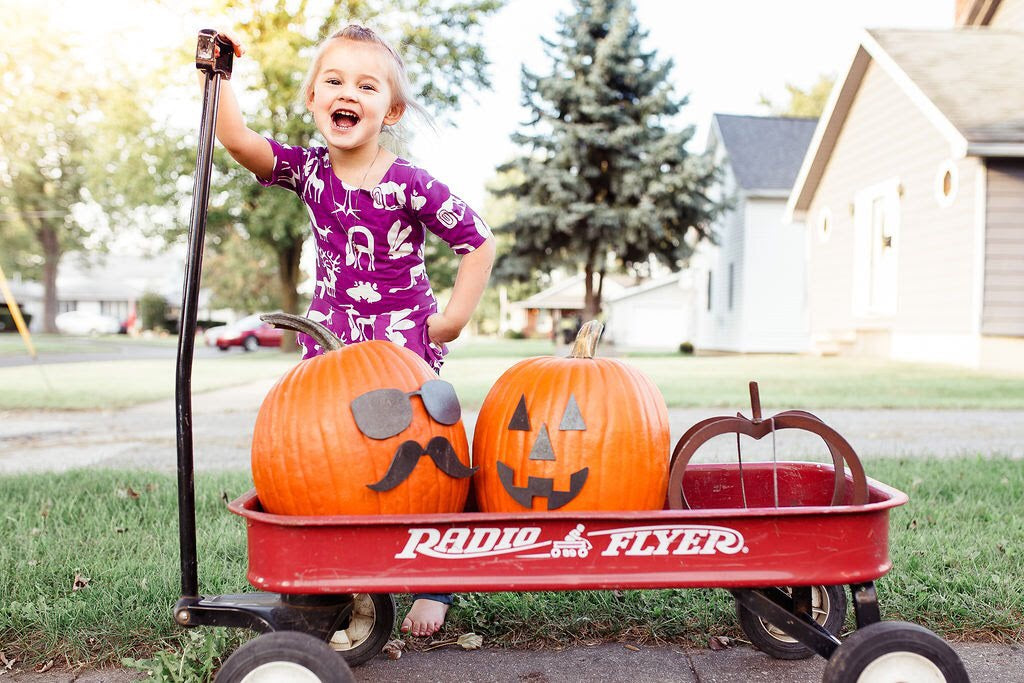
xmin=206 ymin=25 xmax=495 ymax=638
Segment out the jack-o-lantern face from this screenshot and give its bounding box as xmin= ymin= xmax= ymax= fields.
xmin=251 ymin=313 xmax=474 ymax=516
xmin=494 ymin=394 xmax=589 ymax=510
xmin=473 ymin=321 xmax=670 ymax=513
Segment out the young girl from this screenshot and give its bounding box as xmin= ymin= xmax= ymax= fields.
xmin=209 ymin=26 xmax=495 ymax=637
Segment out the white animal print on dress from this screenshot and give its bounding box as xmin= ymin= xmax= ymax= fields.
xmin=387 ymin=220 xmax=413 ymax=259
xmin=451 ymin=243 xmax=474 ymax=254
xmin=389 ymin=262 xmax=426 ymax=293
xmin=306 ymin=307 xmax=334 ymax=326
xmin=347 ymin=281 xmax=381 ymax=303
xmin=410 ymin=189 xmax=427 ymax=211
xmin=342 ymin=305 xmax=376 ymax=341
xmin=436 ymin=195 xmax=467 ymax=229
xmin=316 ymin=249 xmax=342 ymax=298
xmin=304 ymin=171 xmax=324 ymax=204
xmin=345 ymin=225 xmax=375 ymax=271
xmin=473 ymin=215 xmax=492 ymax=239
xmin=333 ymin=181 xmax=360 ymax=218
xmin=307 ymin=205 xmax=331 ymax=240
xmin=384 ymin=307 xmax=418 ymax=347
xmin=372 ymin=181 xmax=407 ymax=210
xmin=279 ymin=159 xmax=300 ymax=190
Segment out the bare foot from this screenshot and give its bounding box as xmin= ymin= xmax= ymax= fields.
xmin=400 ymin=598 xmax=450 ymax=637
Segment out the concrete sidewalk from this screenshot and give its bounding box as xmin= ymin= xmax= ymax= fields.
xmin=3 ymin=641 xmax=1022 ymax=681
xmin=2 ymin=378 xmax=1022 ymax=474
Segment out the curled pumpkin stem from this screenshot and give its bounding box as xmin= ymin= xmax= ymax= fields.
xmin=260 ymin=312 xmax=343 ymax=351
xmin=568 ymin=320 xmax=604 ymax=359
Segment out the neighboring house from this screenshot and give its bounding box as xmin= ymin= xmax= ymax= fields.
xmin=602 ymin=271 xmax=698 ymax=350
xmin=691 ymin=114 xmax=818 ymax=353
xmin=508 ymin=273 xmax=628 ymax=340
xmin=4 ymin=248 xmax=215 ymax=333
xmin=786 ymin=0 xmax=1024 ymax=370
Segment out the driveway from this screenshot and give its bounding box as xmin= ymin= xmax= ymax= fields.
xmin=2 ymin=378 xmax=1022 ymax=474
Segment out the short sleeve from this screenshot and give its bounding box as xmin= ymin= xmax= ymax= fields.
xmin=256 ymin=138 xmax=309 ymax=194
xmin=411 ymin=168 xmax=492 ymax=255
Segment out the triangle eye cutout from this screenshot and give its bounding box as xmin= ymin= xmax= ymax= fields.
xmin=559 ymin=394 xmax=586 ymax=431
xmin=508 ymin=394 xmax=531 ymax=431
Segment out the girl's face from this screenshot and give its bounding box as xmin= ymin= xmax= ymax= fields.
xmin=306 ymin=40 xmax=404 ymax=154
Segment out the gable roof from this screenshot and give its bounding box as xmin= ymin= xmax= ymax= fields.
xmin=787 ymin=27 xmax=1024 ymax=219
xmin=512 ymin=273 xmax=630 ymax=310
xmin=711 ymin=114 xmax=818 ymax=195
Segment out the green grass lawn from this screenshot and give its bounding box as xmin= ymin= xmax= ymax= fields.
xmin=2 ymin=334 xmax=1023 ymax=410
xmin=0 ymin=458 xmax=1020 ymax=670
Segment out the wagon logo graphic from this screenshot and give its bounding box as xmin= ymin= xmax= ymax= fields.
xmin=394 ymin=523 xmax=746 ymax=560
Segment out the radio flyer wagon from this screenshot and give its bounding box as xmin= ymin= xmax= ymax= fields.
xmin=175 ymin=31 xmax=969 ymax=683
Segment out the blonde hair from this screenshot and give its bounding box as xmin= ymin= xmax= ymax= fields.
xmin=300 ymin=25 xmax=432 ymax=143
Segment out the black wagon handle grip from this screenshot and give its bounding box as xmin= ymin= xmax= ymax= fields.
xmin=195 ymin=29 xmax=234 ymax=80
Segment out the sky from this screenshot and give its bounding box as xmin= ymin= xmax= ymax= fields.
xmin=27 ymin=0 xmax=955 ymax=211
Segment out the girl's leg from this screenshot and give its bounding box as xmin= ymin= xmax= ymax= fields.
xmin=401 ymin=593 xmax=452 ymax=637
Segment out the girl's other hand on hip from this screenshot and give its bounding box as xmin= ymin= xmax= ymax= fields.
xmin=427 ymin=312 xmax=461 ymax=344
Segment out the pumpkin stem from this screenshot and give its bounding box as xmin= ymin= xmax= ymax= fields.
xmin=260 ymin=312 xmax=343 ymax=351
xmin=568 ymin=320 xmax=604 ymax=359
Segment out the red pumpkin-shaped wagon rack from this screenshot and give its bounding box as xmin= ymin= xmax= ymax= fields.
xmin=172 ymin=30 xmax=968 ymax=683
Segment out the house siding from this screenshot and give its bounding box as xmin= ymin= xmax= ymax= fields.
xmin=982 ymin=158 xmax=1024 ymax=336
xmin=806 ymin=60 xmax=980 ymax=357
xmin=992 ymin=0 xmax=1024 ymax=29
xmin=740 ymin=198 xmax=809 ymax=352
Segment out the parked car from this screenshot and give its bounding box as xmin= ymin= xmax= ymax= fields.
xmin=209 ymin=313 xmax=283 ymax=352
xmin=55 ymin=310 xmax=123 ymax=336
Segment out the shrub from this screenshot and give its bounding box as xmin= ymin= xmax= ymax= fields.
xmin=678 ymin=341 xmax=694 ymax=355
xmin=138 ymin=292 xmax=169 ymax=332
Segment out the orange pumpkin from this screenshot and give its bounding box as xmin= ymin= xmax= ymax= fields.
xmin=251 ymin=313 xmax=474 ymax=516
xmin=473 ymin=321 xmax=669 ymax=512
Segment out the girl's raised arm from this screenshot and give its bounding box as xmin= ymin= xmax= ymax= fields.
xmin=200 ymin=32 xmax=274 ymax=180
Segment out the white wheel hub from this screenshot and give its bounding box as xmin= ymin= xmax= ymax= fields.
xmin=760 ymin=586 xmax=829 ymax=644
xmin=857 ymin=651 xmax=946 ymax=683
xmin=330 ymin=593 xmax=376 ymax=652
xmin=240 ymin=661 xmax=322 ymax=683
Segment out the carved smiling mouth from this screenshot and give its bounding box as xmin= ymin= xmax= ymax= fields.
xmin=331 ymin=108 xmax=360 ymax=130
xmin=496 ymin=461 xmax=589 ymax=510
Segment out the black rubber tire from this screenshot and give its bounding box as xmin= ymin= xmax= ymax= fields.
xmin=215 ymin=630 xmax=353 ymax=682
xmin=823 ymin=620 xmax=968 ymax=683
xmin=330 ymin=593 xmax=396 ymax=667
xmin=242 ymin=335 xmax=259 ymax=352
xmin=737 ymin=585 xmax=847 ymax=660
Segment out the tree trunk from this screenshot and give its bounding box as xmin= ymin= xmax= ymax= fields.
xmin=38 ymin=221 xmax=61 ymax=334
xmin=582 ymin=244 xmax=601 ymax=321
xmin=276 ymin=240 xmax=304 ymax=353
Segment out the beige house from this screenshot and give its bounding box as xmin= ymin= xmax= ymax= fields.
xmin=786 ymin=0 xmax=1024 ymax=370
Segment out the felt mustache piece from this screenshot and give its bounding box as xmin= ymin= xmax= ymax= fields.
xmin=367 ymin=436 xmax=478 ymax=492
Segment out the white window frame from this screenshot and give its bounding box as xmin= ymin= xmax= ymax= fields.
xmin=934 ymin=160 xmax=959 ymax=208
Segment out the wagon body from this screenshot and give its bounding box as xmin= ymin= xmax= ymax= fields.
xmin=229 ymin=462 xmax=907 ymax=595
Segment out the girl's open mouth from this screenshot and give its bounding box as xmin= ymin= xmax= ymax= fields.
xmin=331 ymin=109 xmax=360 ymax=130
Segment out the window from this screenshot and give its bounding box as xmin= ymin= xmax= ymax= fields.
xmin=934 ymin=160 xmax=958 ymax=207
xmin=58 ymin=301 xmax=77 ymax=314
xmin=727 ymin=263 xmax=735 ymax=311
xmin=706 ymin=271 xmax=713 ymax=312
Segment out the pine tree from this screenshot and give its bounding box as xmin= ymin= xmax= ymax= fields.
xmin=498 ymin=0 xmax=723 ymax=319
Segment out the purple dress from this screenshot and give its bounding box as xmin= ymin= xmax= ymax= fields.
xmin=259 ymin=139 xmax=491 ymax=370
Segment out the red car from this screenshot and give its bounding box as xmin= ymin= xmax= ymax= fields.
xmin=209 ymin=314 xmax=283 ymax=352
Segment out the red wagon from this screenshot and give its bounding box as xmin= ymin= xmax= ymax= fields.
xmin=176 ymin=30 xmax=968 ymax=683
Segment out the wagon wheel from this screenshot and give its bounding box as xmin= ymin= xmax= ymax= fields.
xmin=329 ymin=593 xmax=396 ymax=667
xmin=666 ymin=382 xmax=868 ymax=510
xmin=216 ymin=630 xmax=354 ymax=682
xmin=823 ymin=621 xmax=968 ymax=682
xmin=736 ymin=584 xmax=847 ymax=660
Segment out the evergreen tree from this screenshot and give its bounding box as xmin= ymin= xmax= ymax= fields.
xmin=498 ymin=0 xmax=723 ymax=319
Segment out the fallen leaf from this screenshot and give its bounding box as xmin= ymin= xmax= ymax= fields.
xmin=117 ymin=486 xmax=140 ymax=500
xmin=624 ymin=644 xmax=640 ymax=652
xmin=906 ymin=519 xmax=917 ymax=531
xmin=73 ymin=573 xmax=91 ymax=591
xmin=382 ymin=640 xmax=405 ymax=660
xmin=457 ymin=633 xmax=483 ymax=650
xmin=0 ymin=652 xmax=14 ymax=670
xmin=35 ymin=660 xmax=54 ymax=673
xmin=708 ymin=636 xmax=731 ymax=651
